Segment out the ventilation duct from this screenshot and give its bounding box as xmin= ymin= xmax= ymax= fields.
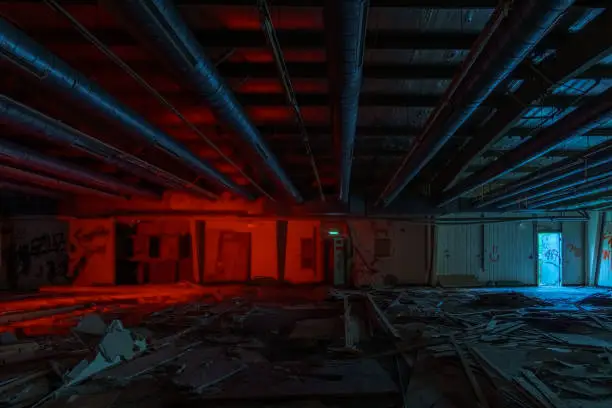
xmin=0 ymin=17 xmax=250 ymax=199
xmin=0 ymin=139 xmax=158 ymax=199
xmin=102 ymin=0 xmax=302 ymax=203
xmin=325 ymin=0 xmax=369 ymax=202
xmin=0 ymin=95 xmax=217 ymax=199
xmin=0 ymin=164 xmax=122 ymax=199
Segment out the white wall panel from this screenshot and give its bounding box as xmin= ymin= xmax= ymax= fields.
xmin=598 ymin=214 xmax=612 ymax=287
xmin=562 ymin=222 xmax=585 ymax=285
xmin=435 ymin=225 xmax=482 ymax=277
xmin=484 ymin=222 xmax=536 ymax=285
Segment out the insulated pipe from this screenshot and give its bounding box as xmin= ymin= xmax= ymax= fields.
xmin=376 ymin=0 xmax=574 ymax=207
xmin=0 ymin=165 xmax=121 ymax=199
xmin=325 ymin=0 xmax=369 ymax=202
xmin=102 ymin=0 xmax=301 ymax=203
xmin=0 ymin=179 xmax=63 ymax=199
xmin=0 ymin=17 xmax=250 ymax=199
xmin=0 ymin=95 xmax=217 ymax=200
xmin=474 ymin=139 xmax=612 ymax=208
xmin=440 ymin=84 xmax=612 ymax=207
xmin=0 ymin=139 xmax=159 ymax=199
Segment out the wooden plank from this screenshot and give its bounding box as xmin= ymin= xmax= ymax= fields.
xmin=521 ymin=370 xmax=566 ymax=408
xmin=450 ymin=337 xmax=490 ymax=408
xmin=365 ymin=293 xmax=401 ymax=339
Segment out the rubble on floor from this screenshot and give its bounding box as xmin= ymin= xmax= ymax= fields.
xmin=0 ymin=285 xmax=610 ymax=407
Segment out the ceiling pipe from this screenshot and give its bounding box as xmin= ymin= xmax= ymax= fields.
xmin=434 ymin=6 xmax=612 ymax=192
xmin=0 ymin=179 xmax=63 ymax=199
xmin=498 ymin=161 xmax=612 ymax=209
xmin=0 ymin=165 xmax=122 ymax=199
xmin=0 ymin=95 xmax=217 ymax=200
xmin=101 ymin=0 xmax=301 ymax=203
xmin=376 ymin=0 xmax=574 ymax=207
xmin=474 ymin=138 xmax=612 ymax=207
xmin=440 ymin=84 xmax=612 ymax=207
xmin=0 ymin=17 xmax=250 ymax=199
xmin=0 ymin=139 xmax=159 ymax=199
xmin=325 ymin=0 xmax=369 ymax=202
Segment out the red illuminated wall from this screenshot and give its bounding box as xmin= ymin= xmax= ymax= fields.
xmin=285 ymin=221 xmax=323 ymax=283
xmin=69 ymin=219 xmax=115 ymax=286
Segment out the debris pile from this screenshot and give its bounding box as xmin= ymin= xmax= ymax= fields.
xmin=0 ymin=286 xmax=611 ymax=407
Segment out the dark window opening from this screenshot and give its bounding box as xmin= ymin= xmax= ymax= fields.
xmin=149 ymin=236 xmax=160 ymax=258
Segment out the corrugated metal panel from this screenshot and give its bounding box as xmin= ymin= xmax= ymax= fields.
xmin=435 ymin=224 xmax=482 ymax=277
xmin=597 ymin=214 xmax=612 ymax=286
xmin=562 ymin=222 xmax=585 ymax=285
xmin=484 ymin=222 xmax=536 ymax=284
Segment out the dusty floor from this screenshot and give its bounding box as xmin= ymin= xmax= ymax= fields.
xmin=0 ymin=285 xmax=611 ymax=407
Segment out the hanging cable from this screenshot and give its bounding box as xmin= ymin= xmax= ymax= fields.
xmin=44 ymin=0 xmax=274 ymax=201
xmin=257 ymin=0 xmax=324 ymax=201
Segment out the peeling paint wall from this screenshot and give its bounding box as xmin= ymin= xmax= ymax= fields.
xmin=350 ymin=221 xmax=428 ymax=286
xmin=203 ymin=220 xmax=277 ymax=282
xmin=69 ymin=219 xmax=115 ymax=286
xmin=285 ymin=221 xmax=323 ymax=284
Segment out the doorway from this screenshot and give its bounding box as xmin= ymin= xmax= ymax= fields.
xmin=537 ymin=232 xmax=562 ymax=287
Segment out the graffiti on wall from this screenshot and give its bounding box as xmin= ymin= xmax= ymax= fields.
xmin=566 ymin=243 xmax=582 ymax=258
xmin=68 ymin=225 xmax=110 ymax=280
xmin=7 ymin=221 xmax=70 ymax=288
xmin=14 ymin=232 xmax=68 ymax=284
xmin=488 ymin=245 xmax=500 ymax=262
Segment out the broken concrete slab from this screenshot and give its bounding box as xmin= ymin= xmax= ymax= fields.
xmin=74 ymin=314 xmax=106 ymax=336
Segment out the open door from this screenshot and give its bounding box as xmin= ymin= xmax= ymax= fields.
xmin=538 ymin=232 xmax=562 ymax=287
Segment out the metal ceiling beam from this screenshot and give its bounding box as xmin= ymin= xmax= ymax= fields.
xmin=377 ymin=0 xmax=574 ymax=207
xmin=0 ymin=17 xmax=250 ymax=198
xmin=4 ymin=0 xmax=603 ymax=6
xmin=433 ymin=7 xmax=612 ymax=192
xmin=44 ymin=61 xmax=612 ymax=80
xmin=473 ymin=137 xmax=612 ymax=207
xmin=237 ymin=92 xmax=592 ymax=108
xmin=36 ymin=28 xmax=573 ymax=51
xmin=497 ymin=162 xmax=612 ymax=209
xmin=260 ymin=124 xmax=612 ymax=138
xmin=529 ymin=177 xmax=612 ymax=208
xmin=440 ymin=84 xmax=612 ymax=207
xmin=103 ymin=0 xmax=301 ymax=203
